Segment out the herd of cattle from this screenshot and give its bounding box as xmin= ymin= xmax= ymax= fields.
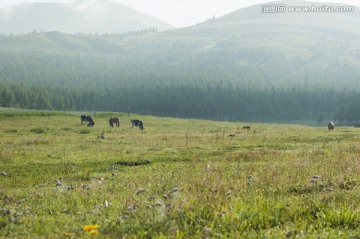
xmin=80 ymin=115 xmax=358 ymax=132
xmin=80 ymin=115 xmax=144 ymax=130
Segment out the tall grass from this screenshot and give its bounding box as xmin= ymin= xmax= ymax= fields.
xmin=0 ymin=110 xmax=359 ymax=238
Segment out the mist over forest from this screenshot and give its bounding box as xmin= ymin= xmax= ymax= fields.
xmin=1 ymin=0 xmax=360 ymax=124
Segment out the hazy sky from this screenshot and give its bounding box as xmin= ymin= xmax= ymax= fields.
xmin=0 ymin=0 xmax=359 ymax=27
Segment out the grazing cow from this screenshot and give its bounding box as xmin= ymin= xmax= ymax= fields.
xmin=131 ymin=120 xmax=144 ymax=131
xmin=80 ymin=115 xmax=95 ymax=127
xmin=328 ymin=122 xmax=335 ymax=131
xmin=242 ymin=123 xmax=252 ymax=131
xmin=109 ymin=117 xmax=120 ymax=127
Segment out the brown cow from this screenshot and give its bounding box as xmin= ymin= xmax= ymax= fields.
xmin=242 ymin=123 xmax=252 ymax=131
xmin=109 ymin=117 xmax=120 ymax=127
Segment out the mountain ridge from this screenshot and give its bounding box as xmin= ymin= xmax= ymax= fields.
xmin=0 ymin=0 xmax=174 ymax=34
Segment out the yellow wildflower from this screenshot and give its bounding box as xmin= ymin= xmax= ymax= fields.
xmin=83 ymin=225 xmax=100 ymax=231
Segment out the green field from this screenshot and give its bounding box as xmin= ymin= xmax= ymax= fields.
xmin=0 ymin=109 xmax=359 ymax=238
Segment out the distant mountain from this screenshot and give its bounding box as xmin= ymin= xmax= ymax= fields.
xmin=1 ymin=1 xmax=360 ymax=84
xmin=2 ymin=0 xmax=360 ymax=72
xmin=157 ymin=0 xmax=360 ymax=64
xmin=0 ymin=0 xmax=174 ymax=34
xmin=134 ymin=0 xmax=360 ymax=86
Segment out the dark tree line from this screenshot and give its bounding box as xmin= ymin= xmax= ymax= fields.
xmin=1 ymin=81 xmax=360 ymax=123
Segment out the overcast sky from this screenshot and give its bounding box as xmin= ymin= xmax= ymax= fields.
xmin=0 ymin=0 xmax=359 ymax=27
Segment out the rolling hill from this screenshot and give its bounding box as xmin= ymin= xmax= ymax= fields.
xmin=151 ymin=0 xmax=360 ymax=71
xmin=0 ymin=0 xmax=174 ymax=34
xmin=0 ymin=0 xmax=360 ymax=122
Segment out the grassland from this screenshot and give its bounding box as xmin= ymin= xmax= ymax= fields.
xmin=0 ymin=109 xmax=359 ymax=238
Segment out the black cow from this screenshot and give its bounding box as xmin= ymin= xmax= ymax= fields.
xmin=131 ymin=120 xmax=144 ymax=131
xmin=328 ymin=122 xmax=335 ymax=131
xmin=81 ymin=115 xmax=95 ymax=127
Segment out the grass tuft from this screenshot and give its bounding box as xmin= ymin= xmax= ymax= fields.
xmin=116 ymin=159 xmax=151 ymax=166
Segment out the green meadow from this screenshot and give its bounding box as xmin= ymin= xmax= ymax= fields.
xmin=0 ymin=109 xmax=359 ymax=238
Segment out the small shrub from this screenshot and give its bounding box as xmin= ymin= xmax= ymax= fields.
xmin=30 ymin=127 xmax=45 ymax=134
xmin=4 ymin=129 xmax=17 ymax=133
xmin=116 ymin=159 xmax=151 ymax=166
xmin=79 ymin=129 xmax=90 ymax=134
xmin=289 ymin=184 xmax=316 ymax=195
xmin=338 ymin=179 xmax=358 ymax=190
